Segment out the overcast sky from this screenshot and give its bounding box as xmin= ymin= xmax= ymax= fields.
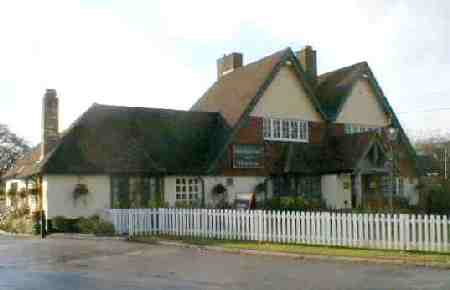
xmin=1 ymin=0 xmax=450 ymax=145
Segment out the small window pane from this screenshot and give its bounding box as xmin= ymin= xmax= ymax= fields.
xmin=263 ymin=118 xmax=271 ymax=139
xmin=290 ymin=121 xmax=298 ymax=139
xmin=273 ymin=120 xmax=281 ymax=138
xmin=282 ymin=120 xmax=290 ymax=138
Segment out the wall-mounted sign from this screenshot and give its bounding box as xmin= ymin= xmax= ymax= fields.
xmin=233 ymin=144 xmax=264 ymax=168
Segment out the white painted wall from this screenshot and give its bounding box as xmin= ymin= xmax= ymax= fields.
xmin=336 ymin=79 xmax=389 ymax=126
xmin=43 ymin=175 xmax=110 ymax=219
xmin=251 ymin=66 xmax=323 ymax=121
xmin=164 ymin=176 xmax=266 ymax=206
xmin=404 ymin=177 xmax=419 ymax=205
xmin=321 ymin=174 xmax=352 ymax=209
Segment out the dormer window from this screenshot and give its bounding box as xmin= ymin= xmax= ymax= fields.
xmin=263 ymin=118 xmax=309 ymax=142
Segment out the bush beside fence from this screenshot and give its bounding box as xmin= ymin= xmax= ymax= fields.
xmin=104 ymin=208 xmax=450 ymax=253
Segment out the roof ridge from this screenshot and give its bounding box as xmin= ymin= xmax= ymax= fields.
xmin=318 ymin=61 xmax=368 ymax=80
xmin=94 ymin=103 xmax=222 ymax=116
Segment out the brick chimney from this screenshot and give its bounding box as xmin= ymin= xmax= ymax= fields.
xmin=217 ymin=52 xmax=243 ymax=79
xmin=297 ymin=45 xmax=317 ymax=86
xmin=41 ymin=89 xmax=59 ymax=159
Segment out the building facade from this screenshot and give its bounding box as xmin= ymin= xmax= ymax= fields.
xmin=2 ymin=46 xmax=419 ymax=218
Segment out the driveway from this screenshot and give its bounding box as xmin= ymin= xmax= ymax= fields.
xmin=0 ymin=235 xmax=449 ymax=290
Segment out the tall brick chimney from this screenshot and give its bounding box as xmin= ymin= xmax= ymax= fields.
xmin=41 ymin=89 xmax=59 ymax=159
xmin=217 ymin=52 xmax=243 ymax=79
xmin=297 ymin=45 xmax=317 ymax=86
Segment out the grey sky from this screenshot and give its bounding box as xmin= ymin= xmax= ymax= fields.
xmin=1 ymin=0 xmax=449 ymax=145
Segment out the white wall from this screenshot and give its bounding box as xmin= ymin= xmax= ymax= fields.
xmin=404 ymin=177 xmax=419 ymax=205
xmin=321 ymin=174 xmax=352 ymax=209
xmin=164 ymin=176 xmax=266 ymax=206
xmin=251 ymin=66 xmax=322 ymax=121
xmin=336 ymin=79 xmax=389 ymax=126
xmin=43 ymin=175 xmax=110 ymax=219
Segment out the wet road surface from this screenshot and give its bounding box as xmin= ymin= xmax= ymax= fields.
xmin=0 ymin=235 xmax=449 ymax=290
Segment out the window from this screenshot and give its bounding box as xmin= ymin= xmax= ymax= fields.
xmin=273 ymin=176 xmax=321 ymax=198
xmin=263 ymin=118 xmax=271 ymax=138
xmin=111 ymin=176 xmax=160 ymax=208
xmin=380 ymin=176 xmax=390 ymax=196
xmin=263 ymin=118 xmax=309 ymax=142
xmin=273 ymin=119 xmax=281 ymax=138
xmin=344 ymin=124 xmax=383 ymax=135
xmin=297 ymin=176 xmax=322 ymax=197
xmin=10 ymin=182 xmax=18 ymax=193
xmin=233 ymin=144 xmax=264 ymax=168
xmin=282 ymin=120 xmax=290 ymax=139
xmin=395 ymin=177 xmax=404 ymax=196
xmin=176 ymin=178 xmax=200 ymax=201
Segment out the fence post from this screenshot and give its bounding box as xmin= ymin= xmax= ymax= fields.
xmin=436 ymin=215 xmax=442 ymax=252
xmin=443 ymin=215 xmax=448 ymax=252
xmin=430 ymin=215 xmax=436 ymax=252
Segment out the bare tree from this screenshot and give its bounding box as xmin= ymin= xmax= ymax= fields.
xmin=413 ymin=130 xmax=450 ymax=179
xmin=0 ymin=124 xmax=30 ymax=177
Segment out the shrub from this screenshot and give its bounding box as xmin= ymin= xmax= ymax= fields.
xmin=147 ymin=198 xmax=169 ymax=208
xmin=77 ymin=216 xmax=96 ymax=234
xmin=51 ymin=216 xmax=79 ymax=233
xmin=215 ymin=199 xmax=232 ymax=209
xmin=261 ymin=196 xmax=326 ymax=211
xmin=93 ymin=219 xmax=115 ymax=236
xmin=75 ymin=215 xmax=115 ymax=236
xmin=32 ymin=223 xmax=41 ymax=235
xmin=426 ymin=183 xmax=450 ymax=215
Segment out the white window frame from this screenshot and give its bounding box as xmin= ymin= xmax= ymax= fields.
xmin=175 ymin=178 xmax=200 ymax=201
xmin=263 ymin=118 xmax=309 ymax=142
xmin=344 ymin=123 xmax=383 ymax=135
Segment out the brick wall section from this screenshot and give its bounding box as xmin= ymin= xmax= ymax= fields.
xmin=234 ymin=117 xmax=263 ymax=145
xmin=332 ymin=123 xmax=345 ymax=136
xmin=218 ymin=117 xmax=325 ymax=176
xmin=309 ymin=122 xmax=326 ymax=144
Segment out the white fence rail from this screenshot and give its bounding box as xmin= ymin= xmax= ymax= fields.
xmin=105 ymin=209 xmax=450 ymax=252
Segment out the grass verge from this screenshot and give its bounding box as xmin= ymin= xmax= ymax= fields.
xmin=130 ymin=235 xmax=450 ymax=267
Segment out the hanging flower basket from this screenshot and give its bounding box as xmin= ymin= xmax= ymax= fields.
xmin=18 ymin=188 xmax=27 ymax=199
xmin=29 ymin=188 xmax=38 ymax=196
xmin=73 ymin=183 xmax=89 ymax=201
xmin=254 ymin=182 xmax=266 ymax=194
xmin=212 ymin=183 xmax=226 ymax=195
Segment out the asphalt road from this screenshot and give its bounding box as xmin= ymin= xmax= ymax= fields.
xmin=0 ymin=235 xmax=449 ymax=290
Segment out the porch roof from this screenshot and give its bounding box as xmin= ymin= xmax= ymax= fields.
xmin=285 ymin=132 xmax=387 ymax=175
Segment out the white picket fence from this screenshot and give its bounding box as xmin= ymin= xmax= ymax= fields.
xmin=105 ymin=208 xmax=450 ymax=252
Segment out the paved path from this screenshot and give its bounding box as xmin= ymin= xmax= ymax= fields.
xmin=0 ymin=236 xmax=449 ymax=290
